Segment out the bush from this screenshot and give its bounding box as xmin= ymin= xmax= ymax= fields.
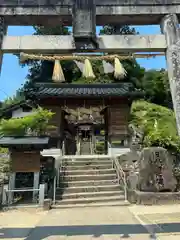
xmin=111 ymin=141 xmax=124 ymax=147
xmin=0 ymin=107 xmax=55 ymax=136
xmin=0 ymin=147 xmax=8 ymax=153
xmin=95 ymin=142 xmax=105 ymax=154
xmin=130 ymin=100 xmax=180 ymax=153
xmin=144 ymin=130 xmax=180 ymax=153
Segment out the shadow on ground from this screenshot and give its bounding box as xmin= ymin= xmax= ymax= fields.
xmin=0 ymin=223 xmax=180 ymax=239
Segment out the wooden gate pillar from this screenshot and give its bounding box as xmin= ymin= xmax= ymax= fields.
xmin=161 ymin=14 xmax=180 ymax=135
xmin=0 ymin=17 xmax=7 ymax=74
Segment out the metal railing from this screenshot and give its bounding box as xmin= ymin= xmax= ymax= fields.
xmin=4 ymin=187 xmax=43 ymax=206
xmin=53 ymin=142 xmax=64 ymax=204
xmin=62 ymin=141 xmax=65 ymax=156
xmin=53 ymin=175 xmax=56 ymax=204
xmin=77 ymin=140 xmax=81 ymax=155
xmin=90 ymin=135 xmax=93 ymax=154
xmin=108 ymin=142 xmax=128 ymax=202
xmin=112 ymin=156 xmax=128 ymax=202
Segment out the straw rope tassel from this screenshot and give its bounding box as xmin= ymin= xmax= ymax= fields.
xmin=52 ymin=60 xmax=65 ymax=82
xmin=82 ymin=59 xmax=95 ymax=79
xmin=114 ymin=57 xmax=127 ymax=80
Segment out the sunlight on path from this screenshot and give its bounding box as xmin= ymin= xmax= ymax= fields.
xmin=22 ymin=206 xmax=150 ymax=240
xmin=0 ymin=208 xmax=47 ymax=240
xmin=0 ymin=205 xmax=180 ymax=240
xmin=129 ymin=204 xmax=180 ymax=240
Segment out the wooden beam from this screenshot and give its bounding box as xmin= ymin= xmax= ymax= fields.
xmin=2 ymin=0 xmax=180 ymax=6
xmin=1 ymin=2 xmax=180 ymax=25
xmin=2 ymin=35 xmax=167 ymax=54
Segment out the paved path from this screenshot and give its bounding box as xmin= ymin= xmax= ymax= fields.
xmin=0 ymin=206 xmax=150 ymax=240
xmin=0 ymin=208 xmax=46 ymax=240
xmin=0 ymin=204 xmax=180 ymax=239
xmin=26 ymin=206 xmax=150 ymax=240
xmin=129 ymin=205 xmax=180 ymax=240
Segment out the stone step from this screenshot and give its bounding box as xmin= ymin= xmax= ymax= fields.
xmin=55 ymin=195 xmax=125 ymax=205
xmin=60 ymin=179 xmax=118 ymax=187
xmin=63 ymin=169 xmax=115 ymax=176
xmin=62 ymin=155 xmax=111 ymax=160
xmin=56 ymin=184 xmax=121 ymax=194
xmin=63 ymin=173 xmax=117 ymax=181
xmin=53 ymin=200 xmax=130 ymax=209
xmin=63 ymin=164 xmax=112 ymax=170
xmin=58 ymin=190 xmax=124 ymax=200
xmin=62 ymin=159 xmax=112 ymax=166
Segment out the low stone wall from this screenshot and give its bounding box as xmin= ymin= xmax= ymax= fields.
xmin=128 ymin=190 xmax=180 ymax=205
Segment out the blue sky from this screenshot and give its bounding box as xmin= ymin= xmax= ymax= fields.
xmin=0 ymin=25 xmax=166 ymax=101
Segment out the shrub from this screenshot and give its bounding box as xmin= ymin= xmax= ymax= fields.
xmin=0 ymin=107 xmax=55 ymax=136
xmin=130 ymin=100 xmax=180 ymax=153
xmin=95 ymin=142 xmax=104 ymax=154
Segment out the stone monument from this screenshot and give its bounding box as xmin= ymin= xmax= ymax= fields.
xmin=137 ymin=147 xmax=177 ymax=192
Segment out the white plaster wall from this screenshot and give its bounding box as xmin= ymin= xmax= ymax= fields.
xmin=41 ymin=148 xmax=62 ymax=158
xmin=108 ymin=147 xmax=130 ymax=156
xmin=12 ymin=108 xmax=34 ymax=118
xmin=12 ymin=108 xmax=23 ymax=118
xmin=41 ymin=148 xmax=62 ymax=172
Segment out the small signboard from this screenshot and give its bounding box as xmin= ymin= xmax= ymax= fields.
xmin=11 ymin=151 xmax=40 ymax=172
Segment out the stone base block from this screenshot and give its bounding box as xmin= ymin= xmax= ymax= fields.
xmin=128 ymin=190 xmax=180 ymax=205
xmin=43 ymin=199 xmax=52 ymax=211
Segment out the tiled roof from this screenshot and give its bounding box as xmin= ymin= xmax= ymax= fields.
xmin=0 ymin=100 xmax=37 ymax=118
xmin=27 ymin=83 xmax=142 ymax=98
xmin=0 ymin=137 xmax=50 ymax=147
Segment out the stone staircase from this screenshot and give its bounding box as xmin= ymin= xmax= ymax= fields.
xmin=54 ymin=155 xmax=129 ymax=208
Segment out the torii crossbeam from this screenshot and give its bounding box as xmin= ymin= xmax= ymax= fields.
xmin=1 ymin=0 xmax=180 ymax=25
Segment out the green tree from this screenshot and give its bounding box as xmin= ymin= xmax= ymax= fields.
xmin=100 ymin=25 xmax=137 ymax=35
xmin=142 ymin=69 xmax=172 ymax=108
xmin=131 ymin=100 xmax=179 ymax=152
xmin=1 ymin=92 xmax=25 ymax=109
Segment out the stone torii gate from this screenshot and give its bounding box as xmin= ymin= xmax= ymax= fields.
xmin=0 ymin=1 xmax=180 ymax=134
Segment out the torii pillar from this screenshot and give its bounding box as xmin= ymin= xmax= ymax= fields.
xmin=0 ymin=17 xmax=7 ymax=74
xmin=161 ymin=14 xmax=180 ymax=135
